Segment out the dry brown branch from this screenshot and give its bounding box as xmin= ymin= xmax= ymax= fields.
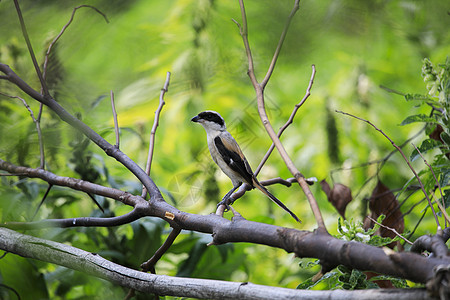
xmin=142 ymin=71 xmax=171 ymax=198
xmin=254 ymin=65 xmax=316 ymax=176
xmin=140 ymin=227 xmax=181 ymax=273
xmin=42 ymin=5 xmax=109 ymax=82
xmin=235 ymin=0 xmax=325 ymax=231
xmin=110 ymin=90 xmax=120 ymax=148
xmin=366 ymin=216 xmax=413 ymax=245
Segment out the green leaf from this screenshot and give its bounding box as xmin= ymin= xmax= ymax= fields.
xmin=439 ymin=168 xmax=450 ymax=187
xmin=404 ymin=93 xmax=433 ymax=101
xmin=400 ymin=114 xmax=437 ymax=126
xmin=296 ymin=271 xmax=338 ymax=289
xmin=410 ymin=139 xmax=443 ymax=161
xmin=441 ymin=131 xmax=450 ymax=145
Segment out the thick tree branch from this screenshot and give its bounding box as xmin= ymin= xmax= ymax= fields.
xmin=1 ymin=159 xmax=449 ymax=289
xmin=0 ymin=227 xmax=447 ymax=298
xmin=0 ymin=159 xmax=145 ymax=207
xmin=0 ymin=228 xmax=434 ymax=300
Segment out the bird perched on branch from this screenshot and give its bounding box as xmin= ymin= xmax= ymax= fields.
xmin=191 ymin=110 xmax=300 ymax=222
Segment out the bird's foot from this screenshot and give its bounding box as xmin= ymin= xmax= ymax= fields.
xmin=217 ymin=196 xmax=234 ymax=211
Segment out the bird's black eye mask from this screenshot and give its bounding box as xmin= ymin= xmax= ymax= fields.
xmin=198 ymin=112 xmax=224 ymax=127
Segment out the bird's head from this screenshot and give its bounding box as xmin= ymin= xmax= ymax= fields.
xmin=191 ymin=110 xmax=226 ymax=132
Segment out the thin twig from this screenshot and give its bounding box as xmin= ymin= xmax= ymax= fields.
xmin=235 ymin=0 xmax=258 ymax=87
xmin=32 ymin=184 xmax=53 ymax=220
xmin=261 ymin=0 xmax=300 ymax=88
xmin=86 ymin=193 xmax=105 ymax=213
xmin=0 ymin=92 xmax=45 ymax=169
xmin=13 ymin=0 xmax=49 ymax=96
xmin=412 ymin=143 xmax=449 ymax=225
xmin=42 ymin=5 xmax=109 ymax=82
xmin=366 ymin=216 xmax=413 ymax=245
xmin=254 ymin=65 xmax=316 ymax=176
xmin=142 ymin=72 xmax=171 ymax=198
xmin=0 ymin=283 xmax=21 ymax=300
xmin=336 ymin=110 xmax=441 ymax=228
xmin=110 ymin=90 xmax=120 ymax=148
xmin=38 ymin=6 xmax=108 ymax=167
xmin=140 ymin=226 xmax=181 ymax=273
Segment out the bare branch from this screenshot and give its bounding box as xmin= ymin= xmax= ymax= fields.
xmin=13 ymin=0 xmax=49 ymax=96
xmin=0 ymin=92 xmax=45 ymax=168
xmin=32 ymin=184 xmax=53 ymax=220
xmin=1 ymin=209 xmax=144 ymax=230
xmin=0 ymin=159 xmax=145 ymax=208
xmin=42 ymin=5 xmax=109 ymax=82
xmin=336 ymin=110 xmax=441 ymax=228
xmin=236 ymin=0 xmax=258 ymax=87
xmin=236 ymin=1 xmax=325 ymax=230
xmin=142 ymin=72 xmax=171 ymax=198
xmin=110 ymin=90 xmax=120 ymax=148
xmin=366 ymin=216 xmax=413 ymax=245
xmin=254 ymin=65 xmax=316 ymax=176
xmin=2 ymin=227 xmax=436 ymax=299
xmin=140 ymin=226 xmax=181 ymax=273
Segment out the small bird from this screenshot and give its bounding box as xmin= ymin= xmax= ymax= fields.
xmin=191 ymin=110 xmax=300 ymax=222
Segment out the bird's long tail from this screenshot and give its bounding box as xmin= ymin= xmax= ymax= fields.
xmin=252 ymin=179 xmax=301 ymax=223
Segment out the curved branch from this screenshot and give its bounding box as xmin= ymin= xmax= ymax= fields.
xmin=336 ymin=110 xmax=441 ymax=228
xmin=1 ymin=208 xmax=144 ymax=230
xmin=235 ymin=1 xmax=325 ymax=230
xmin=1 ymin=228 xmax=434 ymax=300
xmin=0 ymin=93 xmax=46 ymax=169
xmin=140 ymin=226 xmax=181 ymax=273
xmin=0 ymin=159 xmax=145 ymax=207
xmin=1 ymin=158 xmax=449 ymax=287
xmin=42 ymin=5 xmax=109 ymax=82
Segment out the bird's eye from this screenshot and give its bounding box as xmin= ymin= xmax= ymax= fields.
xmin=199 ymin=112 xmax=224 ymax=126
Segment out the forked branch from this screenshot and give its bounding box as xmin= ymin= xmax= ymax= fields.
xmin=235 ymin=0 xmax=325 ymax=230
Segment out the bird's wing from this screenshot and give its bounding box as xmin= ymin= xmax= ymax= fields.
xmin=214 ymin=134 xmax=254 ymax=185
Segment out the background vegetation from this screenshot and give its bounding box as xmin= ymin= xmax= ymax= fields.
xmin=0 ymin=0 xmax=449 ymax=298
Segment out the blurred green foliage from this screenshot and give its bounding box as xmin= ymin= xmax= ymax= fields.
xmin=0 ymin=0 xmax=449 ymax=298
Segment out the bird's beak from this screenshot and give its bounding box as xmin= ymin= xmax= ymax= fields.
xmin=191 ymin=115 xmax=200 ymax=122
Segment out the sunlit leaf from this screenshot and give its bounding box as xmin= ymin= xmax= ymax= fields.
xmin=400 ymin=114 xmax=437 ymax=126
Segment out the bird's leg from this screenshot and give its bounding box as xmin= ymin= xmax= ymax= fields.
xmin=217 ymin=184 xmax=241 ymax=211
